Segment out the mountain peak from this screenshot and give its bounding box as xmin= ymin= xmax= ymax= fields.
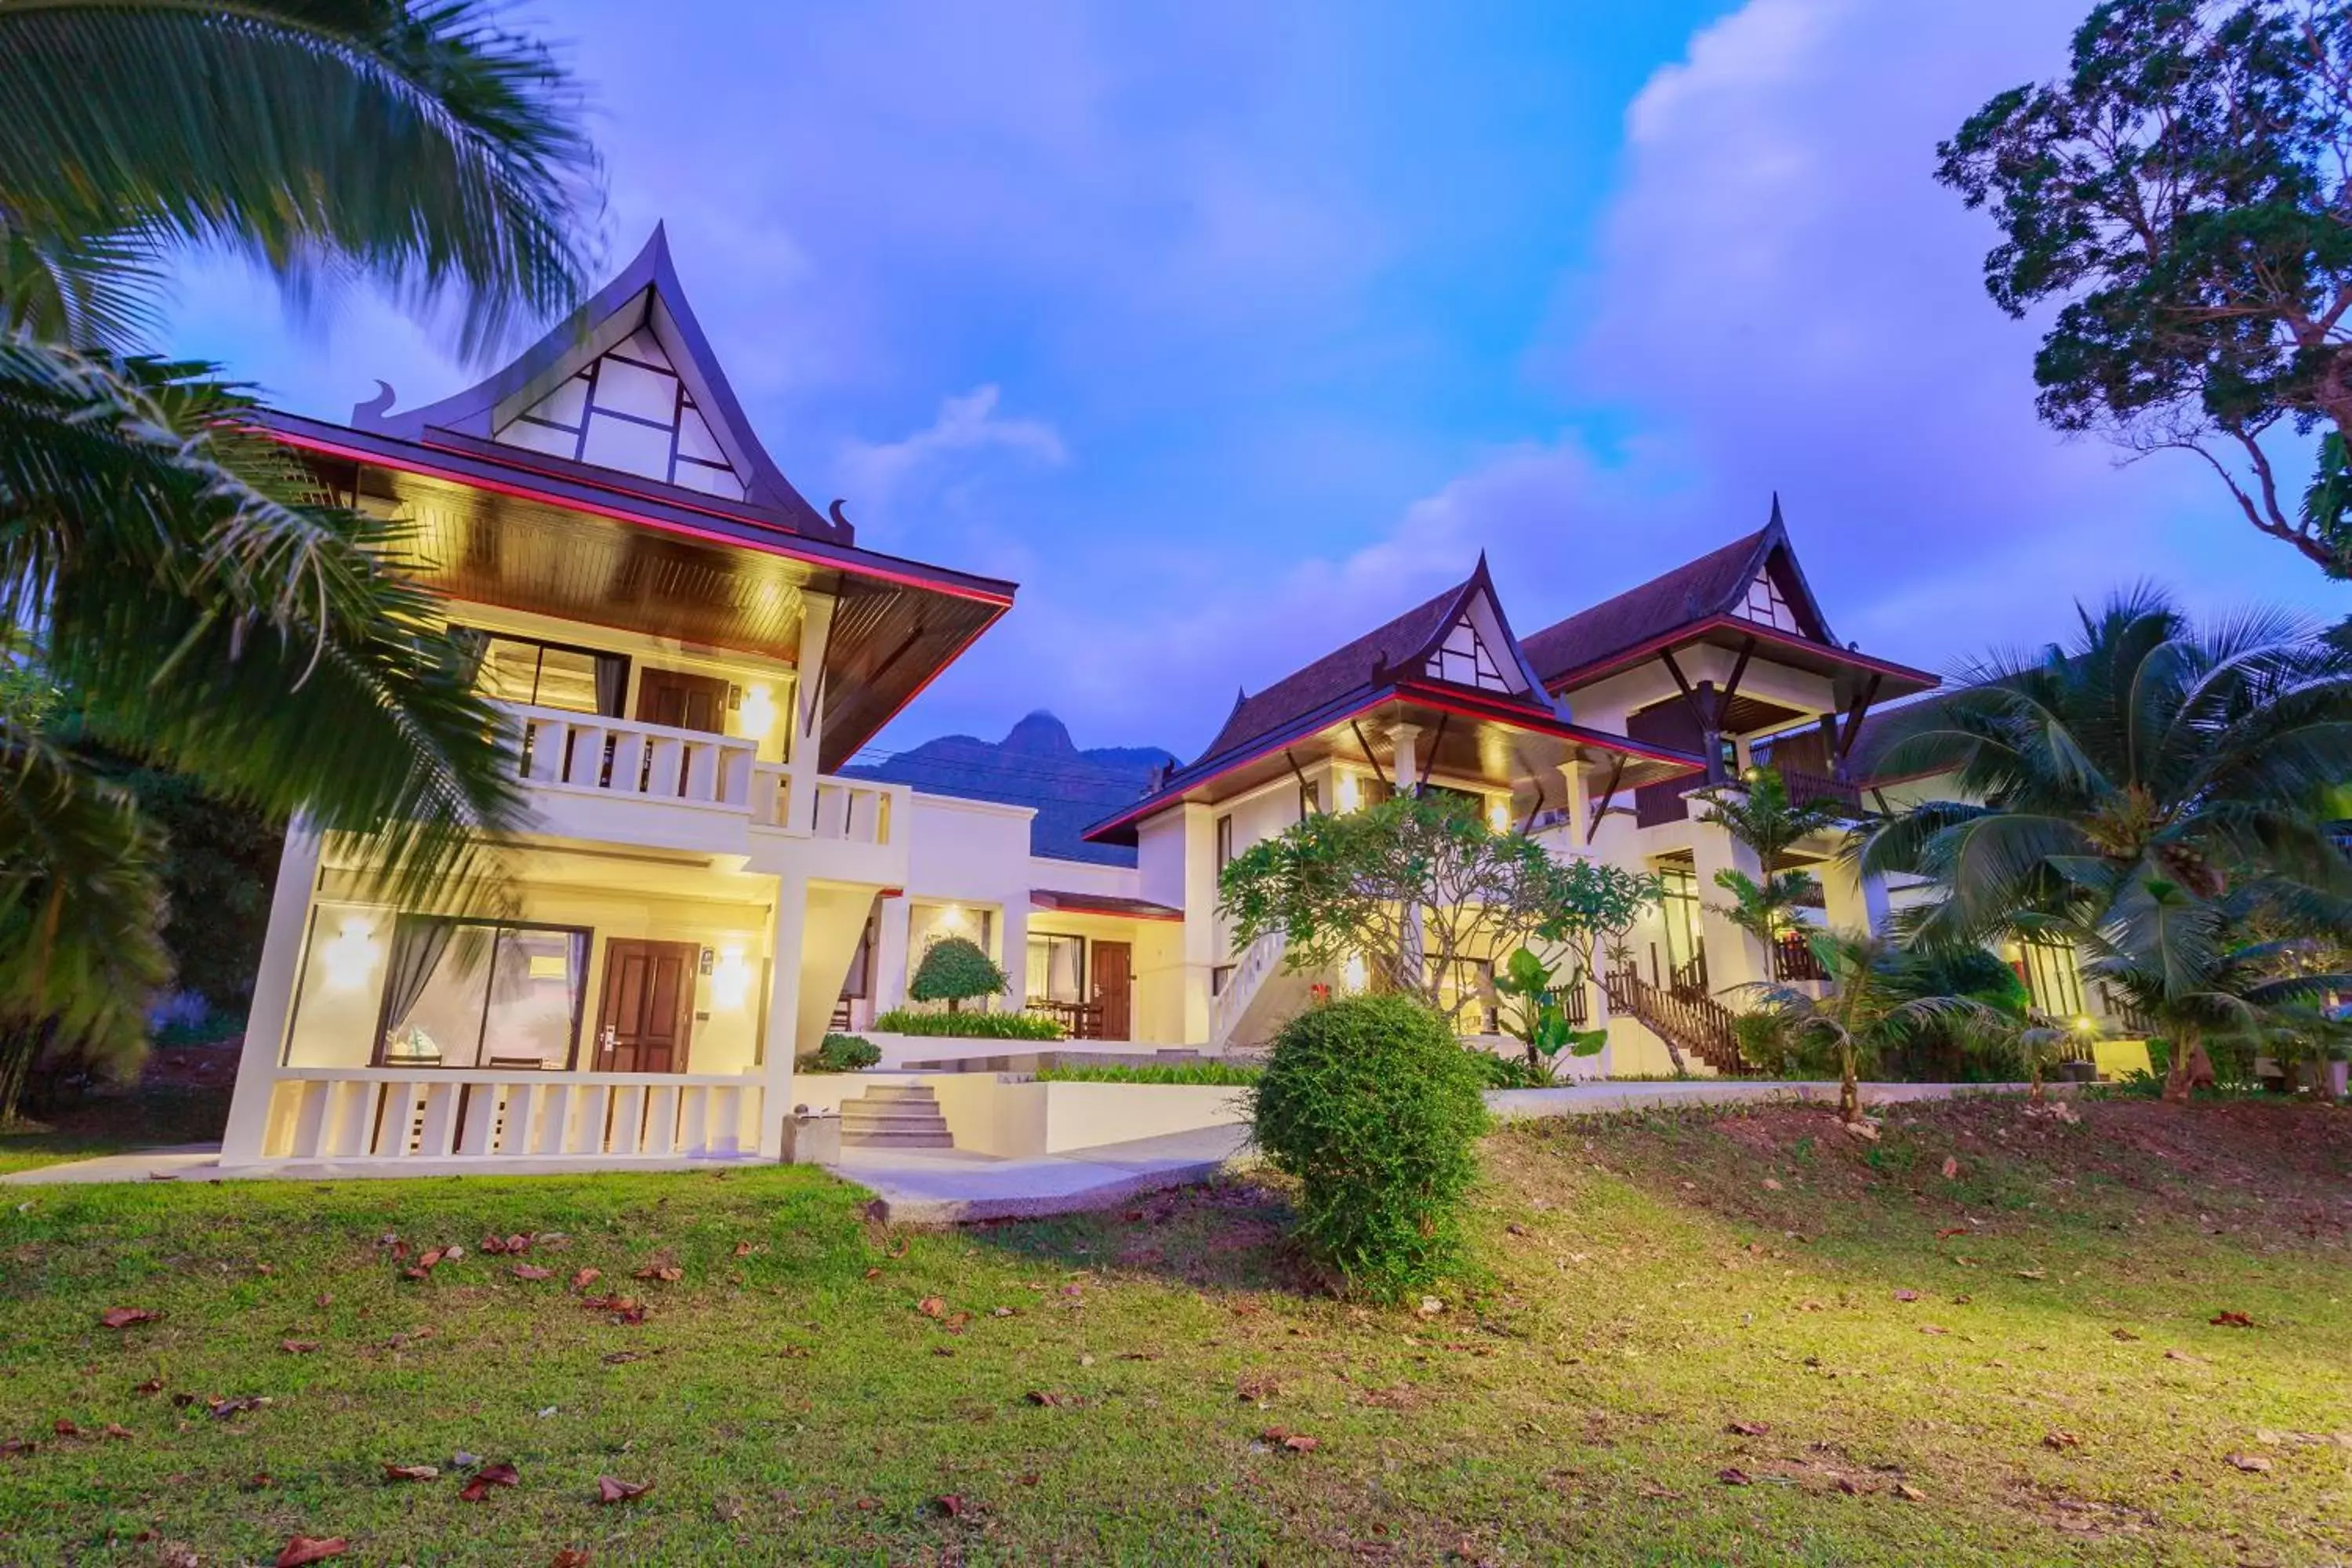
xmin=1001 ymin=710 xmax=1078 ymax=757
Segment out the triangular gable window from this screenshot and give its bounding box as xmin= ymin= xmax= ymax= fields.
xmin=1425 ymin=615 xmax=1512 ymax=694
xmin=493 ymin=307 xmax=746 ymax=500
xmin=1733 ymin=568 xmax=1802 ymax=635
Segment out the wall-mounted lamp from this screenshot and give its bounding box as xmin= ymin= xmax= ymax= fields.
xmin=1487 ymin=797 xmax=1512 ymax=833
xmin=737 ymin=682 xmax=777 ymax=742
xmin=711 ymin=944 xmax=752 ymax=1010
xmin=1335 ymin=771 xmax=1361 ymax=811
xmin=1341 ymin=953 xmax=1367 ymax=993
xmin=320 ymin=916 xmax=380 ymax=993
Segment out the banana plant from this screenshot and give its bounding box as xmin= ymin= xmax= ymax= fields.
xmin=1494 ymin=947 xmax=1607 ymax=1081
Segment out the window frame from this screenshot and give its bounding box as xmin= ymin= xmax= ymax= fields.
xmin=368 ymin=917 xmax=594 ymax=1073
xmin=462 ymin=626 xmax=630 ymax=718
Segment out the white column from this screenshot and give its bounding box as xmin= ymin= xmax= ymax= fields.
xmin=872 ymin=892 xmax=912 ymax=1014
xmin=1690 ymin=813 xmax=1768 ymax=995
xmin=220 ymin=825 xmax=325 ymax=1167
xmin=1558 ymin=761 xmax=1590 ymax=847
xmin=1732 ymin=735 xmax=1755 ymax=774
xmin=758 ymin=878 xmax=810 ymax=1160
xmin=996 ymin=898 xmax=1029 ymax=1014
xmin=1820 ymin=855 xmax=1891 ymax=937
xmin=786 ymin=591 xmax=836 ymax=829
xmin=1180 ymin=803 xmax=1218 ymax=1042
xmin=1389 ymin=721 xmax=1423 ymax=795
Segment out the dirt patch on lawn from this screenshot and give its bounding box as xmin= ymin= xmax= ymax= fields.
xmin=1493 ymin=1094 xmax=2352 ymax=1254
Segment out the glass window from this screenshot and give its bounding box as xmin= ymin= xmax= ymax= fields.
xmin=2016 ymin=937 xmax=2085 ymax=1018
xmin=459 ymin=630 xmax=627 ymax=717
xmin=1027 ymin=934 xmax=1086 ymax=1005
xmin=376 ymin=918 xmax=588 ymax=1069
xmin=1215 ymin=814 xmax=1235 ymax=869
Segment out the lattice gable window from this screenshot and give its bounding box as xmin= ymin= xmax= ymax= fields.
xmin=1733 ymin=569 xmax=1801 ymax=634
xmin=1425 ymin=615 xmax=1512 ymax=693
xmin=493 ymin=319 xmax=746 ymax=500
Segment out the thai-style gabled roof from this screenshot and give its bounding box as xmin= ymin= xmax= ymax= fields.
xmin=1521 ymin=503 xmax=1841 ymax=689
xmin=1192 ymin=554 xmax=1557 ymax=771
xmin=353 ymin=223 xmax=841 ymax=540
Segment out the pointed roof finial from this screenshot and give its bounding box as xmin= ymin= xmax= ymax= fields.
xmin=1769 ymin=491 xmax=1784 ymax=528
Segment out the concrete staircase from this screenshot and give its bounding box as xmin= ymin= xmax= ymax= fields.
xmin=839 ymin=1084 xmax=954 ymax=1150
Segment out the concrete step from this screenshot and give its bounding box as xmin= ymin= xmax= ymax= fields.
xmin=840 ymin=1084 xmax=953 ymax=1150
xmin=840 ymin=1128 xmax=956 ymax=1149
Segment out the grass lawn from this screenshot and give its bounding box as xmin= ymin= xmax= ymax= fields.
xmin=2 ymin=1094 xmax=2347 ymax=1564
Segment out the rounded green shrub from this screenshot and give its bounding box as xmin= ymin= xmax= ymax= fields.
xmin=1249 ymin=993 xmax=1490 ymax=1299
xmin=798 ymin=1033 xmax=880 ymax=1073
xmin=907 ymin=935 xmax=1010 ymax=1011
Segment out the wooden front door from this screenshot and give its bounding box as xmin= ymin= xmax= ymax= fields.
xmin=594 ymin=939 xmax=698 ymax=1073
xmin=1091 ymin=941 xmax=1133 ymax=1041
xmin=635 ymin=670 xmax=732 ymax=734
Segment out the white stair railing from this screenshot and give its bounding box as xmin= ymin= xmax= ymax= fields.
xmin=1210 ymin=929 xmax=1287 ymax=1047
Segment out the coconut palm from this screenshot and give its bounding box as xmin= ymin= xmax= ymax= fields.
xmin=1737 ymin=931 xmax=1983 ymax=1127
xmin=1696 ymin=767 xmax=1846 ymax=946
xmin=1860 ymin=589 xmax=2352 ymax=1102
xmin=1 ymin=2 xmax=603 ymax=1117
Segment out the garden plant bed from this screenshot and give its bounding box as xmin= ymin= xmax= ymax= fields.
xmin=0 ymin=1095 xmax=2345 ymax=1563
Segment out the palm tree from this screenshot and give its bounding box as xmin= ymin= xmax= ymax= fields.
xmin=1 ymin=2 xmax=603 ymax=1118
xmin=1860 ymin=590 xmax=2352 ymax=1102
xmin=1696 ymin=766 xmax=1847 ymax=953
xmin=1737 ymin=931 xmax=1981 ymax=1127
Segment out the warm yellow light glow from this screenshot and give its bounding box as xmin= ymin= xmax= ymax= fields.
xmin=938 ymin=904 xmax=966 ymax=930
xmin=2074 ymin=1014 xmax=2098 ymax=1033
xmin=1487 ymin=797 xmax=1511 ymax=832
xmin=1341 ymin=953 xmax=1367 ymax=993
xmin=1335 ymin=771 xmax=1361 ymax=811
xmin=711 ymin=944 xmax=752 ymax=1010
xmin=320 ymin=916 xmax=379 ymax=993
xmin=737 ymin=681 xmax=777 ymax=741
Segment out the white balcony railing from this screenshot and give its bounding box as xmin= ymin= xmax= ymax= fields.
xmin=503 ymin=703 xmax=759 ymax=811
xmin=753 ymin=764 xmax=899 ymax=845
xmin=260 ymin=1067 xmax=760 ymax=1163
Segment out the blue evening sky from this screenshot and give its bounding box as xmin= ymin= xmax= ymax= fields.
xmin=164 ymin=1 xmax=2347 ymax=761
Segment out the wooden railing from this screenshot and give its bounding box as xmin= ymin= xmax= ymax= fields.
xmin=1771 ymin=931 xmax=1830 ymax=983
xmin=260 ymin=1068 xmax=760 ymax=1163
xmin=1777 ymin=766 xmax=1864 ymax=818
xmin=1632 ymin=760 xmax=1864 ymax=829
xmin=1668 ymin=950 xmax=1711 ymax=1001
xmin=1602 ymin=967 xmax=1756 ymax=1076
xmin=2096 ymin=983 xmax=2154 ymax=1037
xmin=503 ymin=703 xmax=759 ymax=810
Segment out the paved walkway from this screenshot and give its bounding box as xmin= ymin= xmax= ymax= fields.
xmin=827 ymin=1124 xmax=1254 ymax=1225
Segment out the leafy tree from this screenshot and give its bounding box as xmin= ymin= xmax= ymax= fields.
xmin=1218 ymin=791 xmax=1660 ymax=1021
xmin=1695 ymin=768 xmax=1848 ymax=947
xmin=1936 ymin=0 xmax=2352 ymax=575
xmin=0 ymin=2 xmax=602 ymax=1120
xmin=907 ymin=936 xmax=1010 ymax=1014
xmin=1860 ymin=589 xmax=2352 ymax=1100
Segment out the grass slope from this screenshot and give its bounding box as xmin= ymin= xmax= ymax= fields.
xmin=1 ymin=1095 xmax=2347 ymax=1564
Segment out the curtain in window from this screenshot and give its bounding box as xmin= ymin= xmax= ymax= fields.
xmin=593 ymin=653 xmax=628 ymax=718
xmin=446 ymin=626 xmax=491 ymax=684
xmin=379 ymin=916 xmax=456 ymax=1043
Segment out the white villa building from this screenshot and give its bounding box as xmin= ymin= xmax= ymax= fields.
xmin=219 ymin=234 xmax=2145 ymax=1172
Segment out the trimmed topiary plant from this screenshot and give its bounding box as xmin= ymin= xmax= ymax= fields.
xmin=907 ymin=935 xmax=1010 ymax=1013
xmin=1249 ymin=993 xmax=1489 ymax=1300
xmin=797 ymin=1033 xmax=881 ymax=1073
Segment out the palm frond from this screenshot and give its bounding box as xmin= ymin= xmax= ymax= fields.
xmin=0 ymin=0 xmax=604 ymax=358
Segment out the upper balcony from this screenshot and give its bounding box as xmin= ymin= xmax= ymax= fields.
xmin=498 ymin=702 xmax=908 ymax=882
xmin=1632 ymin=758 xmax=1864 ymax=830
